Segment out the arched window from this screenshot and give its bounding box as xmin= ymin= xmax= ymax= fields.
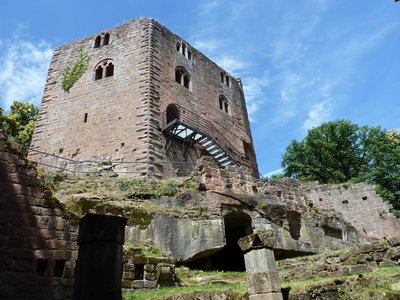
xmin=176 ymin=42 xmax=181 ymax=52
xmin=105 ymin=62 xmax=114 ymax=77
xmin=95 ymin=66 xmax=103 ymax=80
xmin=175 ymin=69 xmax=182 ymax=84
xmin=220 ymin=72 xmax=225 ymax=83
xmin=188 ymin=51 xmax=192 ymax=60
xmin=103 ymin=33 xmax=110 ymax=46
xmin=94 ymin=36 xmax=101 ymax=48
xmin=94 ymin=33 xmax=110 ymax=48
xmin=175 ymin=66 xmax=190 ymax=90
xmin=94 ymin=59 xmax=114 ymax=81
xmin=225 ymin=75 xmax=230 ymax=87
xmin=219 ymin=95 xmax=229 ymax=114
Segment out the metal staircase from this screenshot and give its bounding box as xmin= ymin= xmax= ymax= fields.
xmin=161 ymin=104 xmax=252 ymax=168
xmin=164 ymin=122 xmax=236 ymax=167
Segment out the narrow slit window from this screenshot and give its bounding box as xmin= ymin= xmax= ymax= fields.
xmin=103 ymin=33 xmax=110 ymax=46
xmin=225 ymin=75 xmax=230 ymax=86
xmin=188 ymin=51 xmax=192 ymax=60
xmin=176 ymin=42 xmax=181 ymax=52
xmin=94 ymin=36 xmax=101 ymax=48
xmin=54 ymin=260 xmax=66 ymax=278
xmin=84 ymin=113 xmax=88 ymax=123
xmin=182 ymin=43 xmax=186 ymax=56
xmin=220 ymin=72 xmax=224 ymax=83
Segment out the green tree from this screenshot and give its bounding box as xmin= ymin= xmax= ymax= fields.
xmin=282 ymin=120 xmax=400 ymax=209
xmin=369 ymin=129 xmax=400 ymax=210
xmin=0 ymin=101 xmax=39 ymax=148
xmin=282 ymin=120 xmax=382 ymax=183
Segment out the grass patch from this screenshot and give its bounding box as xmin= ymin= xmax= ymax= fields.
xmin=123 ymin=284 xmax=246 ymax=300
xmin=282 ymin=266 xmax=400 ymax=297
xmin=124 ymin=240 xmax=166 ymax=258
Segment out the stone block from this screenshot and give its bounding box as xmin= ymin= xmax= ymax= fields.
xmin=131 ymin=280 xmax=144 ymax=289
xmin=144 ymin=280 xmax=158 ymax=289
xmin=247 ymin=271 xmax=281 ymax=294
xmin=249 ymin=292 xmax=283 ymax=300
xmin=238 ymin=230 xmax=275 ymax=252
xmin=244 ymin=248 xmax=277 ymax=272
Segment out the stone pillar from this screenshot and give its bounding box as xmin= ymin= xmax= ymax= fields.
xmin=73 ymin=214 xmax=127 ymax=300
xmin=238 ymin=230 xmax=283 ymax=300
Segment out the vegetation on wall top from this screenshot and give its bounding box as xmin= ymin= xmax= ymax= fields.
xmin=282 ymin=120 xmax=400 ymax=210
xmin=62 ymin=50 xmax=89 ymax=91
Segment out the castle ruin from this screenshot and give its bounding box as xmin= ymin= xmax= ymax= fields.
xmin=29 ymin=18 xmax=258 ymax=178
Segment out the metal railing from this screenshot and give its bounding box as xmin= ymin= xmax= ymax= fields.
xmin=161 ymin=104 xmax=253 ymax=169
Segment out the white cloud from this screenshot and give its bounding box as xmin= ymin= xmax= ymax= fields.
xmin=0 ymin=38 xmax=53 ymax=110
xmin=192 ymin=39 xmax=224 ymax=53
xmin=301 ymin=99 xmax=333 ymax=132
xmin=215 ymin=56 xmax=249 ymax=74
xmin=263 ymin=168 xmax=284 ymax=178
xmin=243 ymin=71 xmax=270 ymax=120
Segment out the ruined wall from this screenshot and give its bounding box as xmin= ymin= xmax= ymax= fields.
xmin=303 ymin=182 xmax=400 ymax=239
xmin=0 ymin=132 xmax=78 ymax=300
xmin=29 ymin=18 xmax=258 ymax=177
xmin=193 ymin=156 xmax=261 ymax=195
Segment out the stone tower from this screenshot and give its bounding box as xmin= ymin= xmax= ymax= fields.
xmin=29 ymin=18 xmax=258 ymax=177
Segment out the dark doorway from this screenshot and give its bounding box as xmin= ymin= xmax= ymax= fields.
xmin=287 ymin=211 xmax=301 ymax=240
xmin=211 ymin=212 xmax=253 ymax=271
xmin=166 ymin=104 xmax=180 ymax=125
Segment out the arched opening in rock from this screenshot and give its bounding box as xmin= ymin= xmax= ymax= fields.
xmin=211 ymin=212 xmax=253 ymax=271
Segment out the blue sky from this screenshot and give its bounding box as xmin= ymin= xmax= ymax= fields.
xmin=1 ymin=0 xmax=399 ymax=176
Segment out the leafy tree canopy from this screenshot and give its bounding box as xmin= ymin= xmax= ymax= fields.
xmin=0 ymin=101 xmax=39 ymax=148
xmin=282 ymin=120 xmax=400 ymax=210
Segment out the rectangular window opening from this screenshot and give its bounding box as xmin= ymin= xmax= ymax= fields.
xmin=36 ymin=259 xmax=48 ymax=277
xmin=134 ymin=264 xmax=144 ymax=280
xmin=342 ymin=200 xmax=349 ymax=204
xmin=322 ymin=225 xmax=343 ymax=240
xmin=54 ymin=260 xmax=66 ymax=278
xmin=362 ymin=196 xmax=368 ymax=201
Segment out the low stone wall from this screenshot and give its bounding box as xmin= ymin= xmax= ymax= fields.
xmin=277 ymin=237 xmax=400 ymax=281
xmin=0 ymin=131 xmax=78 ymax=300
xmin=303 ymin=182 xmax=400 ymax=239
xmin=122 ymin=251 xmax=176 ymax=290
xmin=193 ymin=156 xmax=261 ymax=196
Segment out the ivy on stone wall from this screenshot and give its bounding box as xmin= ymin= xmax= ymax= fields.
xmin=62 ymin=50 xmax=89 ymax=91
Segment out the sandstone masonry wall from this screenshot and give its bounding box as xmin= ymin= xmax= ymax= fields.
xmin=193 ymin=156 xmax=261 ymax=195
xmin=29 ymin=18 xmax=258 ymax=178
xmin=0 ymin=132 xmax=78 ymax=300
xmin=303 ymin=182 xmax=400 ymax=239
